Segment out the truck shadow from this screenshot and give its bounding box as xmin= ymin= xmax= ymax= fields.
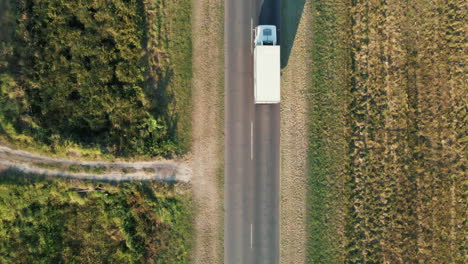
xmin=258 ymin=0 xmax=306 ymax=69
xmin=280 ymin=0 xmax=306 ymax=68
xmin=258 ymin=0 xmax=280 ymax=26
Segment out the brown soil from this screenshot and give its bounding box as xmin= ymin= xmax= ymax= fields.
xmin=280 ymin=1 xmax=312 ymax=263
xmin=190 ymin=0 xmax=224 ymax=263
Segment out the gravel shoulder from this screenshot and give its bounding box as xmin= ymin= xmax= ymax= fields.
xmin=280 ymin=1 xmax=312 ymax=263
xmin=190 ymin=0 xmax=224 ymax=263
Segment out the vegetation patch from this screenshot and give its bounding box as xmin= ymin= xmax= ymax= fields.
xmin=0 ymin=169 xmax=193 ymax=263
xmin=32 ymin=162 xmax=108 ymax=175
xmin=33 ymin=162 xmax=64 ymax=171
xmin=0 ymin=0 xmax=192 ymax=158
xmin=307 ymin=0 xmax=349 ymax=262
xmin=308 ymin=0 xmax=466 ymax=263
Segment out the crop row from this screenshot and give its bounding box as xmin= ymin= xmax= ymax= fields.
xmin=308 ymin=0 xmax=466 ymax=263
xmin=344 ymin=0 xmax=466 ymax=263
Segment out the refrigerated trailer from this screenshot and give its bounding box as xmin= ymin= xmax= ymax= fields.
xmin=254 ymin=25 xmax=280 ymax=104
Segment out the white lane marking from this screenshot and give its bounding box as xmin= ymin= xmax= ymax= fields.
xmin=250 ymin=122 xmax=253 ymax=160
xmin=250 ymin=224 xmax=253 ymax=248
xmin=250 ymin=18 xmax=253 ymax=54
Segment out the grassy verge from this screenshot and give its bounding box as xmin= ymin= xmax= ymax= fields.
xmin=143 ymin=0 xmax=193 ymax=153
xmin=0 ymin=169 xmax=193 ymax=263
xmin=307 ymin=0 xmax=349 ymax=262
xmin=0 ymin=0 xmax=192 ymax=159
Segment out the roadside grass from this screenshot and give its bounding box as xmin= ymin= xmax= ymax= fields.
xmin=0 ymin=169 xmax=193 ymax=263
xmin=143 ymin=0 xmax=193 ymax=154
xmin=307 ymin=0 xmax=349 ymax=262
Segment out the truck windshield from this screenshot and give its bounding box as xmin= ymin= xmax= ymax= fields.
xmin=262 ymin=29 xmax=273 ymax=45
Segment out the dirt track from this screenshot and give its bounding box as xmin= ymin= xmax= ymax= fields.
xmin=0 ymin=145 xmax=191 ymax=182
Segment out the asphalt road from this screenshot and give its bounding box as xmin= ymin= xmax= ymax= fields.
xmin=225 ymin=0 xmax=280 ymax=263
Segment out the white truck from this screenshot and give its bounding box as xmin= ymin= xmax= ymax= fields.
xmin=254 ymin=25 xmax=280 ymax=104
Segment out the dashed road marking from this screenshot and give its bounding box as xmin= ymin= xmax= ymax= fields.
xmin=251 ymin=122 xmax=254 ymax=160
xmin=250 ymin=224 xmax=253 ymax=248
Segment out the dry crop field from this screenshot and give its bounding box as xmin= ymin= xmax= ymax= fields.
xmin=308 ymin=0 xmax=466 ymax=263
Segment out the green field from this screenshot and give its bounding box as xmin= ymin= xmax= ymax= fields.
xmin=0 ymin=0 xmax=192 ymax=158
xmin=0 ymin=170 xmax=193 ymax=263
xmin=307 ymin=0 xmax=466 ymax=263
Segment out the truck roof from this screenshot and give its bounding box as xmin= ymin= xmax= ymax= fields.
xmin=255 ymin=25 xmax=277 ymax=46
xmin=254 ymin=46 xmax=280 ymax=104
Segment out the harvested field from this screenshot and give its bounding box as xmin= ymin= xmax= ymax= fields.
xmin=307 ymin=0 xmax=467 ymax=263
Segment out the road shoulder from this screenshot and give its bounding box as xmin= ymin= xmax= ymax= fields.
xmin=190 ymin=0 xmax=224 ymax=263
xmin=280 ymin=0 xmax=312 ymax=263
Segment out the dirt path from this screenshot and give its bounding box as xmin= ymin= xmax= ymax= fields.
xmin=280 ymin=0 xmax=312 ymax=263
xmin=190 ymin=0 xmax=224 ymax=262
xmin=0 ymin=145 xmax=191 ymax=182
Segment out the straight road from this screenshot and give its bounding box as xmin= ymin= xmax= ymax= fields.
xmin=225 ymin=0 xmax=280 ymax=263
